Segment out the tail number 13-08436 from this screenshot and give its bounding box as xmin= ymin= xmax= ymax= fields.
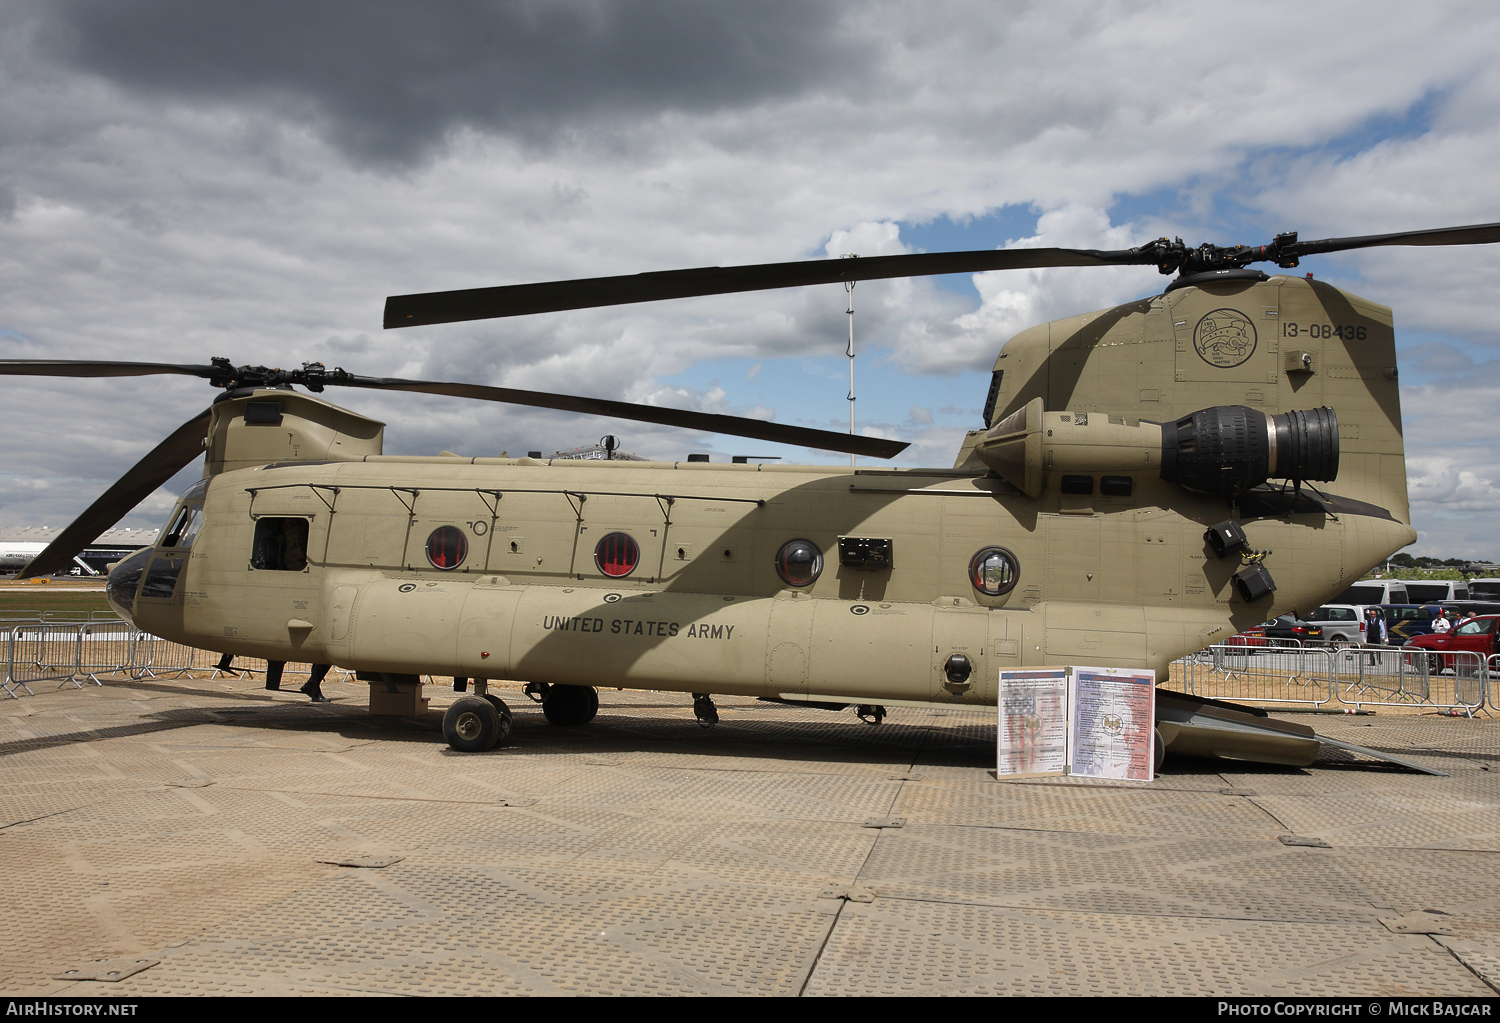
xmin=1282 ymin=322 xmax=1367 ymax=340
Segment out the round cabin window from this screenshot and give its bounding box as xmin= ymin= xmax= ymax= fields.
xmin=775 ymin=539 xmax=824 ymax=588
xmin=595 ymin=532 xmax=641 ymax=578
xmin=426 ymin=526 xmax=469 ymax=570
xmin=969 ymin=547 xmax=1019 ymax=596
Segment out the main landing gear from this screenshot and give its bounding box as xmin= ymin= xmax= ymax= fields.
xmin=442 ymin=680 xmax=515 ymax=752
xmin=524 ymin=682 xmax=600 ymax=726
xmin=692 ymin=693 xmax=718 ymax=728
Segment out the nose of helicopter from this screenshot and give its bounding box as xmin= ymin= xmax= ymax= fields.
xmin=104 ymin=547 xmax=152 ymax=627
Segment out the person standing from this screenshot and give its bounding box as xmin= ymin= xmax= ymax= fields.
xmin=300 ymin=664 xmax=332 ymax=703
xmin=266 ymin=660 xmax=332 ymax=702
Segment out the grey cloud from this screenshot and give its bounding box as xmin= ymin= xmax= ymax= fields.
xmin=32 ymin=0 xmax=869 ymax=165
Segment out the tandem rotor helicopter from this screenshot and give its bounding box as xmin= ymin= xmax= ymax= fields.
xmin=5 ymin=220 xmax=1500 ymax=767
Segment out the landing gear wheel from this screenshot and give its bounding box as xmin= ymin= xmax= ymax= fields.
xmin=444 ymin=697 xmax=502 ymax=752
xmin=1154 ymin=727 xmax=1167 ymax=774
xmin=542 ymin=684 xmax=598 ymax=726
xmin=692 ymin=693 xmax=719 ymax=728
xmin=480 ymin=695 xmax=514 ymax=743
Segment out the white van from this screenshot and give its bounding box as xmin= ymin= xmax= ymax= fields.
xmin=1403 ymin=580 xmax=1469 ymax=603
xmin=1334 ymin=580 xmax=1409 ymax=605
xmin=1464 ymin=578 xmax=1500 ymax=601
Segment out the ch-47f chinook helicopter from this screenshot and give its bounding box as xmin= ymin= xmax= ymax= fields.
xmin=6 ymin=221 xmax=1499 ymax=768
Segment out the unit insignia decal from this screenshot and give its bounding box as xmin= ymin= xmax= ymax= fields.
xmin=1193 ymin=309 xmax=1257 ymax=368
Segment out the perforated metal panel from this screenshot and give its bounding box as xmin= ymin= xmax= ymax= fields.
xmin=1 ymin=678 xmax=1495 ymax=996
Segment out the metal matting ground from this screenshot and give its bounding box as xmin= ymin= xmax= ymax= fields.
xmin=2 ymin=676 xmax=1498 ymax=996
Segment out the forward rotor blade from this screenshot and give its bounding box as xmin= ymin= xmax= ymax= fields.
xmin=384 ymin=246 xmax=1144 ymax=327
xmin=339 ymin=376 xmax=908 ymax=459
xmin=0 ymin=360 xmax=215 ymax=379
xmin=19 ymin=409 xmax=212 ymax=580
xmin=1290 ymin=221 xmax=1500 ymax=259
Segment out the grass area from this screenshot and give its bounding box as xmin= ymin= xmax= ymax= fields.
xmin=0 ymin=583 xmax=112 ymax=615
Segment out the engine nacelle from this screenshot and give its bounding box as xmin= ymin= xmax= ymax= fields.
xmin=976 ymin=397 xmax=1338 ymax=497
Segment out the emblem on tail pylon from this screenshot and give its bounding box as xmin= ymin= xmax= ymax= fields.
xmin=1194 ymin=309 xmax=1257 ymax=368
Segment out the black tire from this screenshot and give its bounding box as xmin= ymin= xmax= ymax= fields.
xmin=481 ymin=694 xmax=515 ymax=742
xmin=1428 ymin=653 xmax=1443 ymax=676
xmin=542 ymin=684 xmax=599 ymax=726
xmin=444 ymin=697 xmax=501 ymax=752
xmin=1154 ymin=727 xmax=1166 ymax=774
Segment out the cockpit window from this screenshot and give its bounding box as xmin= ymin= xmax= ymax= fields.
xmin=160 ymin=505 xmax=202 ymax=549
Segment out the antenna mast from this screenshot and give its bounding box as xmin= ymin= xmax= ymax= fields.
xmin=842 ymin=253 xmax=858 ymax=468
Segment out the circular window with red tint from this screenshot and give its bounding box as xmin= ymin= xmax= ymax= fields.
xmin=969 ymin=546 xmax=1019 ymax=596
xmin=594 ymin=532 xmax=640 ymax=578
xmin=426 ymin=525 xmax=469 ymax=570
xmin=775 ymin=539 xmax=823 ymax=588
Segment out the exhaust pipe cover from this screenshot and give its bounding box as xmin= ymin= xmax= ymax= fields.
xmin=1161 ymin=405 xmax=1338 ymax=495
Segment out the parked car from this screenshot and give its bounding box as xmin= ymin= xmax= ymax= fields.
xmin=1260 ymin=614 xmax=1304 ymax=646
xmin=1301 ymin=605 xmax=1365 ymax=648
xmin=1366 ymin=604 xmax=1437 ymax=646
xmin=1436 ymin=600 xmax=1500 ymax=620
xmin=1289 ymin=621 xmax=1325 ymax=644
xmin=1224 ymin=624 xmax=1268 ymax=647
xmin=1405 ymin=614 xmax=1500 ymax=673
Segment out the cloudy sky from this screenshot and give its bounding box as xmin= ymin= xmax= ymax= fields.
xmin=2 ymin=1 xmax=1499 ymax=557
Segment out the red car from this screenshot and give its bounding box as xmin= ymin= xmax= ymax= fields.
xmin=1404 ymin=615 xmax=1500 ymax=673
xmin=1225 ymin=625 xmax=1268 ymax=647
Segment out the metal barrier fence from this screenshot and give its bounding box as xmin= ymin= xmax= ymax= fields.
xmin=77 ymin=621 xmax=136 ymax=685
xmin=1167 ymin=642 xmax=1494 ymax=717
xmin=1171 ymin=643 xmax=1336 ymax=708
xmin=3 ymin=621 xmax=358 ymax=697
xmin=3 ymin=623 xmax=86 ymax=694
xmin=1333 ymin=646 xmax=1487 ymax=715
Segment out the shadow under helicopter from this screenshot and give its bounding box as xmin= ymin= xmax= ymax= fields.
xmin=3 ymin=694 xmax=1444 ymax=777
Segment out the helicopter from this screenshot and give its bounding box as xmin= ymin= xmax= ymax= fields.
xmin=5 ymin=220 xmax=1499 ymax=768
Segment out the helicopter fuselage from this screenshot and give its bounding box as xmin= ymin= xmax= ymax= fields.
xmin=111 ymin=445 xmax=1409 ymax=707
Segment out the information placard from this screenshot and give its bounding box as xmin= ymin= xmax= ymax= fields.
xmin=996 ymin=668 xmax=1070 ymax=777
xmin=1068 ymin=666 xmax=1157 ymax=782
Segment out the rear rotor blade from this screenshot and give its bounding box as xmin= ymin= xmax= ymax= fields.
xmin=1290 ymin=221 xmax=1500 ymax=258
xmin=339 ymin=376 xmax=908 ymax=459
xmin=19 ymin=409 xmax=212 ymax=580
xmin=384 ymin=246 xmax=1148 ymax=327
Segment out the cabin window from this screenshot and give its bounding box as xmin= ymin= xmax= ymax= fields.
xmin=775 ymin=539 xmax=823 ymax=588
xmin=1060 ymin=475 xmax=1094 ymax=495
xmin=594 ymin=532 xmax=641 ymax=578
xmin=1100 ymin=476 xmax=1133 ymax=497
xmin=970 ymin=547 xmax=1020 ymax=596
xmin=251 ymin=517 xmax=309 ymax=571
xmin=426 ymin=526 xmax=469 ymax=570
